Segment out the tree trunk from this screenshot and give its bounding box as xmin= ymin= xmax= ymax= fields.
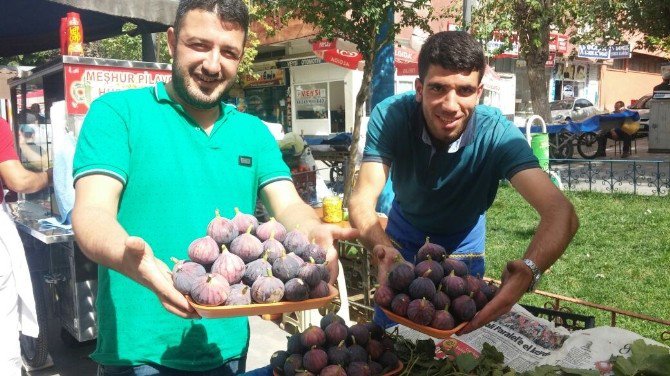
xmin=526 ymin=58 xmax=551 ymax=123
xmin=342 ymin=54 xmax=374 ymax=207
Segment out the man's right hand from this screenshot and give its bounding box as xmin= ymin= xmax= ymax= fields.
xmin=123 ymin=236 xmax=199 ymax=319
xmin=373 ymin=244 xmax=410 ymax=286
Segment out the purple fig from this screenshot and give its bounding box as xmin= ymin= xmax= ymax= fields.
xmin=309 ymin=280 xmax=331 ymax=299
xmin=256 ymin=217 xmax=287 ymax=242
xmin=347 ymin=322 xmax=370 ymax=347
xmin=284 ymin=278 xmax=310 ymax=301
xmin=414 ymin=256 xmax=445 ymax=285
xmin=262 ymin=231 xmax=286 ymax=263
xmin=408 ymin=275 xmax=437 ymax=300
xmin=373 ymin=284 xmax=394 ymax=309
xmin=348 ymin=345 xmax=368 ymax=363
xmin=431 ymin=309 xmax=455 ymax=330
xmin=441 ymin=257 xmax=469 ymax=277
xmin=187 ymin=235 xmax=219 ymax=265
xmin=207 ymin=209 xmax=238 ymax=244
xmin=432 ymin=288 xmax=451 ymax=311
xmin=225 ymin=283 xmax=251 ymax=305
xmin=190 ymin=273 xmax=230 ymax=306
xmin=347 ymin=361 xmax=370 ymax=376
xmin=378 ymin=351 xmax=399 ymax=370
xmin=251 ymin=270 xmax=285 ymax=303
xmin=301 ymin=325 xmax=326 ymax=348
xmin=270 ymin=350 xmax=289 ymax=375
xmin=211 ymin=245 xmax=245 ymax=285
xmin=322 ymin=364 xmax=347 ymax=376
xmin=320 ymin=312 xmax=346 ymax=330
xmin=417 ymin=236 xmax=447 ymax=262
xmin=450 ymin=295 xmax=477 ymax=323
xmin=390 ymin=293 xmax=411 ymax=317
xmin=302 ymin=241 xmax=327 ymax=264
xmin=298 ymin=258 xmax=321 ymax=287
xmin=442 ymin=271 xmax=467 ymax=299
xmin=406 ymin=298 xmax=435 ymax=326
xmin=170 ymin=257 xmax=206 ymax=294
xmin=231 ymin=207 xmax=259 ymax=234
xmin=230 ymin=225 xmax=263 ymax=263
xmin=243 ymin=256 xmax=272 ymax=286
xmin=366 ymin=339 xmax=384 ymax=361
xmin=272 ymin=251 xmax=302 ymax=282
xmin=325 ymin=322 xmax=349 ymax=346
xmin=387 ymin=258 xmax=414 ymax=293
xmin=283 ymin=225 xmax=309 ymax=254
xmin=302 ymin=347 xmax=328 ymax=374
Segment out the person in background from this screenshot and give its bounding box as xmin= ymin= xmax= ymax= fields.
xmin=653 ymin=71 xmax=670 ymax=92
xmin=348 ymin=31 xmax=578 ymax=334
xmin=71 ymin=1 xmax=358 ymax=375
xmin=596 ymin=100 xmax=637 ymax=159
xmin=0 ymin=118 xmax=51 ymax=376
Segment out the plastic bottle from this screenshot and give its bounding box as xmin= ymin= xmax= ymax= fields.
xmin=66 ymin=12 xmax=84 ymax=56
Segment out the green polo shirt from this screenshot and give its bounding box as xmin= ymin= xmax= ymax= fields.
xmin=73 ymin=82 xmax=290 ymax=370
xmin=364 ymin=91 xmax=539 ymax=234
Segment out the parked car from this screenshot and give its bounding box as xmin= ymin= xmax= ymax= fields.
xmin=550 ymin=98 xmax=602 ymax=123
xmin=628 ymin=94 xmax=652 ymax=131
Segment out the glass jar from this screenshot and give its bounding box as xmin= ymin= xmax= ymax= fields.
xmin=322 ymin=196 xmax=343 ymax=223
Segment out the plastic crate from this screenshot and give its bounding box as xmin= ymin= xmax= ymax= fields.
xmin=521 ymin=304 xmax=595 ymax=331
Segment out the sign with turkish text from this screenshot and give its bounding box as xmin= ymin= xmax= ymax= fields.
xmin=549 ymin=33 xmax=569 ymax=54
xmin=64 ymin=63 xmax=171 ymax=115
xmin=295 ymin=87 xmax=327 ymax=106
xmin=242 ymin=68 xmax=286 ymax=88
xmin=577 ymin=44 xmax=631 ymax=59
xmin=394 ymin=46 xmax=419 ymax=76
xmin=276 ymin=57 xmax=324 ymax=68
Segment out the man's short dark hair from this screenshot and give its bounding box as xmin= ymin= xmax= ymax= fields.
xmin=418 ymin=31 xmax=486 ymax=84
xmin=174 ymin=0 xmax=249 ymax=41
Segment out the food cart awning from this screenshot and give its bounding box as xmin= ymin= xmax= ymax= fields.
xmin=0 ymin=0 xmax=178 ymax=57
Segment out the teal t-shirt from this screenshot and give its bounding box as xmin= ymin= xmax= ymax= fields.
xmin=364 ymin=91 xmax=539 ymax=234
xmin=73 ymin=82 xmax=290 ymax=370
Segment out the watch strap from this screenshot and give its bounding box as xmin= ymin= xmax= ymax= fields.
xmin=522 ymin=258 xmax=542 ymax=292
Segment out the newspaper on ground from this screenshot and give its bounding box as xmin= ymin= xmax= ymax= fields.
xmin=394 ymin=304 xmax=668 ymax=375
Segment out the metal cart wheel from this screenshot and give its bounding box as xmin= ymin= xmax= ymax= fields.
xmin=549 ymin=131 xmax=574 ymax=159
xmin=577 ymin=132 xmax=599 ymax=159
xmin=20 ymin=278 xmax=50 ymax=369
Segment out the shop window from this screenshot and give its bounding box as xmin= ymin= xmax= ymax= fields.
xmin=295 ymin=83 xmax=328 ymax=120
xmin=611 ymin=59 xmax=626 ymax=70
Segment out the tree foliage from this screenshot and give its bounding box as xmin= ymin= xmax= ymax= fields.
xmin=274 ymin=0 xmax=434 ymax=202
xmin=470 ymin=0 xmax=669 ymax=122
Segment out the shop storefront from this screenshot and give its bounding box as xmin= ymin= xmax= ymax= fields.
xmin=240 ymin=67 xmax=291 ymax=131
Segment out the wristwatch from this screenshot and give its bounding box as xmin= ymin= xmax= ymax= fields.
xmin=522 ymin=258 xmax=542 ymax=292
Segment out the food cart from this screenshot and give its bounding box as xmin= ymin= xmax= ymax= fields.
xmin=7 ymin=55 xmax=171 ymax=368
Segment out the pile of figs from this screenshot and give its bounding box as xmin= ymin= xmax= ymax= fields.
xmin=172 ymin=209 xmax=332 ymax=307
xmin=374 ymin=237 xmax=499 ymax=331
xmin=271 ymin=313 xmax=401 ymax=376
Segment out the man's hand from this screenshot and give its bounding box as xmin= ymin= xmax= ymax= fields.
xmin=457 ymin=259 xmax=532 ymax=334
xmin=373 ymin=245 xmax=411 ymax=286
xmin=308 ymin=224 xmax=359 ymax=284
xmin=123 ymin=236 xmax=199 ymax=319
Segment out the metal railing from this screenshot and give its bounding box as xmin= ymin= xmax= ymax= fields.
xmin=550 ymin=158 xmax=670 ymax=196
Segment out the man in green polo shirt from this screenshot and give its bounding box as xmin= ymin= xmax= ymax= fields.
xmin=72 ymin=1 xmax=357 ymax=374
xmin=349 ymin=31 xmax=578 ymax=334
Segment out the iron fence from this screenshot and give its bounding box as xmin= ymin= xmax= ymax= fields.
xmin=550 ymin=158 xmax=670 ymax=196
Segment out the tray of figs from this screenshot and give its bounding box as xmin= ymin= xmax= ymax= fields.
xmin=374 ymin=237 xmax=499 ymax=339
xmin=270 ymin=312 xmax=404 ymax=376
xmin=173 ymin=209 xmax=339 ymax=318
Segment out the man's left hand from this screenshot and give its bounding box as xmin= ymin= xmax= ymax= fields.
xmin=457 ymin=259 xmax=533 ymax=334
xmin=308 ymin=224 xmax=360 ymax=284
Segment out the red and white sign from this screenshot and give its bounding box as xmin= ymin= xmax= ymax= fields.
xmin=549 ymin=33 xmax=569 ymax=54
xmin=320 ymin=49 xmax=363 ymax=70
xmin=64 ymin=63 xmax=171 ymax=115
xmin=394 ymin=46 xmax=419 ymax=76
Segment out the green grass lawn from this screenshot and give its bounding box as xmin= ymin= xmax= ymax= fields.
xmin=486 ymin=185 xmax=670 ymax=342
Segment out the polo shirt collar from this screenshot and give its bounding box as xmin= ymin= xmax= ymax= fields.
xmin=414 ymin=103 xmax=477 ymax=153
xmin=152 ymin=82 xmax=232 ymax=129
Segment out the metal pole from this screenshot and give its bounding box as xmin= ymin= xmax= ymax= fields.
xmin=463 ymin=0 xmax=473 ymax=30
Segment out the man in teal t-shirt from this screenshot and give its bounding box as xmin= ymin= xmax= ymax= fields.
xmin=349 ymin=31 xmax=578 ymax=334
xmin=72 ymin=1 xmax=357 ymax=375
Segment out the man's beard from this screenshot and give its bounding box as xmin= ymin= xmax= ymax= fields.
xmin=171 ymin=59 xmax=232 ymax=110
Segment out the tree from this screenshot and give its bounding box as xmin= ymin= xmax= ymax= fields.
xmin=470 ymin=0 xmax=669 ymax=123
xmin=275 ymin=0 xmax=434 ymax=203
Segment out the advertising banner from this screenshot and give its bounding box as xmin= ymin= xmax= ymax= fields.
xmin=577 ymin=44 xmax=631 ymax=59
xmin=242 ymin=68 xmax=286 ymax=88
xmin=64 ymin=63 xmax=171 ymax=115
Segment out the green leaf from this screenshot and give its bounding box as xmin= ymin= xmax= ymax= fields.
xmin=415 ymin=339 xmax=437 ymax=359
xmin=454 ymin=352 xmax=479 ymax=373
